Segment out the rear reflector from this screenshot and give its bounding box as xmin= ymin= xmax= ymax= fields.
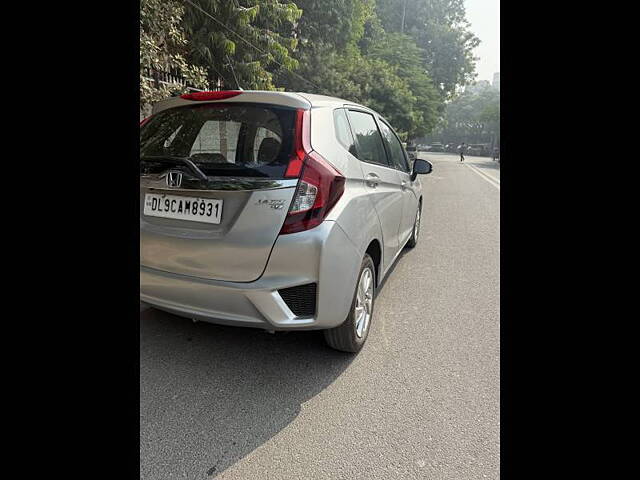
xmin=140 ymin=115 xmax=152 ymax=127
xmin=180 ymin=90 xmax=242 ymax=101
xmin=278 ymin=283 xmax=317 ymax=317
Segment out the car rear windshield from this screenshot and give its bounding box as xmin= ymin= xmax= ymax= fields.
xmin=140 ymin=103 xmax=297 ymax=178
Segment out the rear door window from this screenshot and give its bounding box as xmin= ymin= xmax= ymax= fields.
xmin=378 ymin=120 xmax=410 ymax=173
xmin=140 ymin=104 xmax=296 ymax=178
xmin=346 ymin=110 xmax=390 ymax=167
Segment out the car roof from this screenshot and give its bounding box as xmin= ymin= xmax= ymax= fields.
xmin=294 ymin=92 xmax=370 ymax=110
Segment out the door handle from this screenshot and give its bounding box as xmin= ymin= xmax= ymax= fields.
xmin=365 ymin=173 xmax=380 ymax=188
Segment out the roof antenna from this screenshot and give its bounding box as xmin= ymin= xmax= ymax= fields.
xmin=226 ymin=54 xmax=243 ymax=91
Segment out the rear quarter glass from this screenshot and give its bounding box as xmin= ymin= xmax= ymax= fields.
xmin=140 ymin=103 xmax=298 ymax=178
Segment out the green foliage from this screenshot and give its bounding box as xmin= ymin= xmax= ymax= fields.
xmin=273 ymin=0 xmax=375 ymax=95
xmin=140 ymin=0 xmax=484 ymax=141
xmin=275 ymin=1 xmax=436 ymax=139
xmin=375 ymin=0 xmax=480 ymax=99
xmin=292 ymin=0 xmax=374 ymax=49
xmin=140 ymin=0 xmax=208 ymax=106
xmin=182 ymin=0 xmax=302 ymax=90
xmin=329 ymin=50 xmax=418 ymax=140
xmin=366 ymin=32 xmax=441 ymax=137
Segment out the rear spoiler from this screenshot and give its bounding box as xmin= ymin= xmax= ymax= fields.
xmin=151 ymin=90 xmax=312 ymax=115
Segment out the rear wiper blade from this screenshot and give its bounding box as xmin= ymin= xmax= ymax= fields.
xmin=140 ymin=155 xmax=208 ymax=182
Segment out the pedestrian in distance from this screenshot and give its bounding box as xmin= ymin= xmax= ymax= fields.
xmin=492 ymin=147 xmax=499 ymax=162
xmin=458 ymin=142 xmax=466 ymax=162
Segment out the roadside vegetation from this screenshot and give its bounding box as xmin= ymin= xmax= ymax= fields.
xmin=141 ymin=0 xmax=482 ymax=141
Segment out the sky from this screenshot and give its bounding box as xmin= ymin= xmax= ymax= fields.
xmin=464 ymin=0 xmax=500 ymax=83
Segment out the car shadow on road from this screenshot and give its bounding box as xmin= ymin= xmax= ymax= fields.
xmin=140 ymin=308 xmax=355 ymax=479
xmin=376 ymin=247 xmax=410 ymax=296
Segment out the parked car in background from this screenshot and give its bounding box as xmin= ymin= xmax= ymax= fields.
xmin=406 ymin=144 xmax=418 ymax=161
xmin=467 ymin=144 xmax=491 ymax=156
xmin=430 ymin=143 xmax=444 ymax=152
xmin=140 ymin=90 xmax=433 ymax=353
xmin=466 ymin=144 xmax=481 ymax=155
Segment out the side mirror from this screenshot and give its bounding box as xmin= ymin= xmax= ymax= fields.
xmin=411 ymin=159 xmax=432 ymax=180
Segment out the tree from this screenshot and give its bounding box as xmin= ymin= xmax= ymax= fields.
xmin=292 ymin=0 xmax=373 ymax=50
xmin=182 ymin=0 xmax=302 ymax=90
xmin=276 ymin=1 xmax=430 ymax=139
xmin=140 ymin=0 xmax=208 ymax=107
xmin=366 ymin=32 xmax=441 ymax=137
xmin=375 ymin=0 xmax=480 ymax=99
xmin=274 ymin=0 xmax=374 ymax=93
xmin=140 ymin=0 xmax=481 ymax=141
xmin=478 ymin=90 xmax=500 ymax=148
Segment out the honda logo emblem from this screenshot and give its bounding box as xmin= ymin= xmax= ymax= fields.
xmin=166 ymin=171 xmax=183 ymax=188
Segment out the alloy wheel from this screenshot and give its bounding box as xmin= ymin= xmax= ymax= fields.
xmin=354 ymin=267 xmax=374 ymax=338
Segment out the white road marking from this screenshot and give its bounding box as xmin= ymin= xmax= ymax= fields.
xmin=464 ymin=162 xmax=500 ymax=190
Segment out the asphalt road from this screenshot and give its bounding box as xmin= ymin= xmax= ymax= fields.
xmin=140 ymin=152 xmax=500 ymax=479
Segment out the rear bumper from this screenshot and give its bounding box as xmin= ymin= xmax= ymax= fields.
xmin=140 ymin=268 xmax=314 ymax=329
xmin=140 ymin=220 xmax=362 ymax=330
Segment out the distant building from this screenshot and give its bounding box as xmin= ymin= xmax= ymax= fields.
xmin=492 ymin=72 xmax=500 ymax=90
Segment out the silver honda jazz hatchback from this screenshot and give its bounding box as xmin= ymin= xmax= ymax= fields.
xmin=140 ymin=90 xmax=432 ymax=352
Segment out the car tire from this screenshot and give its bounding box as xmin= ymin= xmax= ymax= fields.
xmin=406 ymin=201 xmax=422 ymax=248
xmin=324 ymin=254 xmax=376 ymax=353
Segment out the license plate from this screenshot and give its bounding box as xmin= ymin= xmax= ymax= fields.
xmin=143 ymin=193 xmax=222 ymax=224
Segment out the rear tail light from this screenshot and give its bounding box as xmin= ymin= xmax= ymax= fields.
xmin=284 ymin=109 xmax=310 ymax=178
xmin=140 ymin=115 xmax=152 ymax=127
xmin=280 ymin=109 xmax=345 ymax=235
xmin=180 ymin=90 xmax=242 ymax=101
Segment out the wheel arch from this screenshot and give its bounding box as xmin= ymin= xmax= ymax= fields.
xmin=364 ymin=238 xmax=382 ymax=287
